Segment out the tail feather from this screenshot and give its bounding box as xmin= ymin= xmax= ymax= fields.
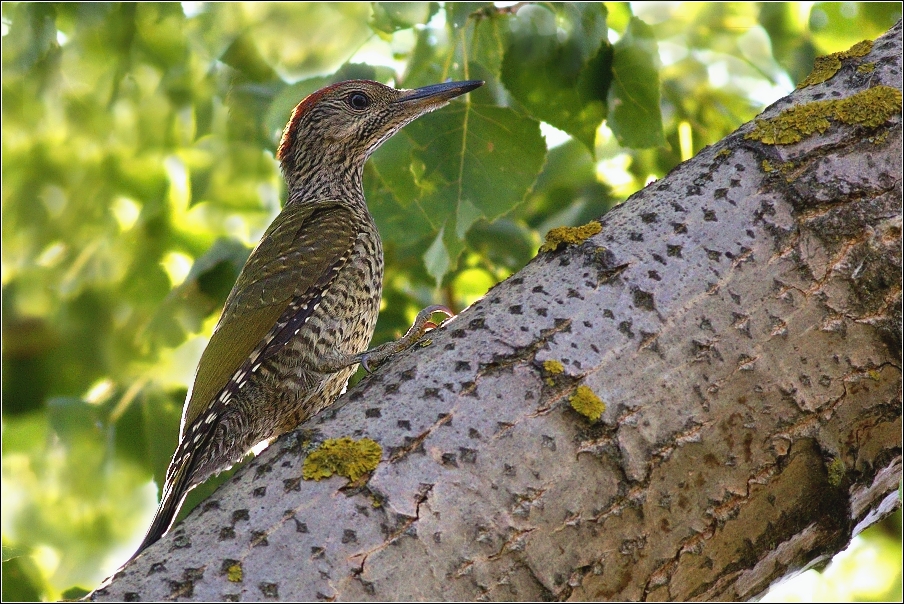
xmin=125 ymin=394 xmax=233 ymax=565
xmin=125 ymin=443 xmax=199 ymax=563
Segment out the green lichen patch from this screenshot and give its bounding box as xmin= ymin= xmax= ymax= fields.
xmin=857 ymin=62 xmax=876 ymax=74
xmin=827 ymin=457 xmax=846 ymax=487
xmin=569 ymin=385 xmax=605 ymax=422
xmin=746 ymin=85 xmax=902 ymax=145
xmin=798 ymin=39 xmax=874 ymax=88
xmin=302 ymin=437 xmax=382 ymax=482
xmin=540 ymin=221 xmax=602 ymax=253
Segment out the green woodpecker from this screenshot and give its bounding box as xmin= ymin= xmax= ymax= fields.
xmin=130 ymin=79 xmax=484 ymax=560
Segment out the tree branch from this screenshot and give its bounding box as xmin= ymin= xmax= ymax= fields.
xmin=92 ymin=21 xmax=902 ymax=602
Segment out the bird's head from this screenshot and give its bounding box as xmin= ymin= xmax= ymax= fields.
xmin=277 ymin=79 xmax=483 ymax=194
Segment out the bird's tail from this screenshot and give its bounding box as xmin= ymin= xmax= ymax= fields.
xmin=126 ymin=448 xmax=197 ymax=564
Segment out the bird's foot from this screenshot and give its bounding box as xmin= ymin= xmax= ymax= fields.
xmin=357 ymin=305 xmax=453 ymax=373
xmin=311 ymin=306 xmax=452 ymax=374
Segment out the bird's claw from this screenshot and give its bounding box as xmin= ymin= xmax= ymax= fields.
xmin=356 ymin=305 xmax=455 ymax=375
xmin=421 ymin=304 xmax=454 ymax=323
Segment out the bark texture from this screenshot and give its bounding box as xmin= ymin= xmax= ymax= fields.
xmin=92 ymin=22 xmax=902 ymax=602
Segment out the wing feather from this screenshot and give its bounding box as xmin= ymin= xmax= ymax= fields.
xmin=182 ymin=201 xmax=358 ymax=432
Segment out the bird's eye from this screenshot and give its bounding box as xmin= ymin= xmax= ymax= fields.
xmin=347 ymin=92 xmax=371 ymax=110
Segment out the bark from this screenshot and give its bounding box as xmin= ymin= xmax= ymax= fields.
xmin=91 ymin=22 xmax=902 ymax=602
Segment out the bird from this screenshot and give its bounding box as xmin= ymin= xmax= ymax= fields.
xmin=128 ymin=78 xmax=484 ymax=561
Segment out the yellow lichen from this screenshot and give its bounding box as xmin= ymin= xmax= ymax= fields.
xmin=302 ymin=437 xmax=382 ymax=482
xmin=833 ymin=85 xmax=902 ymax=128
xmin=798 ymin=39 xmax=873 ymax=88
xmin=842 ymin=40 xmax=874 ymax=59
xmin=798 ymin=54 xmax=842 ymax=88
xmin=569 ymin=385 xmax=605 ymax=422
xmin=715 ymin=148 xmax=732 ymax=158
xmin=226 ymin=562 xmax=243 ymax=583
xmin=542 ymin=360 xmax=565 ymax=386
xmin=761 ymin=159 xmax=797 ymax=178
xmin=540 ymin=221 xmax=602 ymax=253
xmin=746 ymin=102 xmax=832 ymax=144
xmin=543 ymin=360 xmax=565 ymax=375
xmin=746 ymin=85 xmax=902 ymax=145
xmin=871 ymin=130 xmax=890 ymax=145
xmin=857 ymin=62 xmax=876 ymax=74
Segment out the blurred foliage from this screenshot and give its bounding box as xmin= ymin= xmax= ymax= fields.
xmin=1 ymin=2 xmax=900 ymax=600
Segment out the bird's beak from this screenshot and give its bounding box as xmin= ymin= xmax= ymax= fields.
xmin=396 ymin=80 xmax=484 ymax=109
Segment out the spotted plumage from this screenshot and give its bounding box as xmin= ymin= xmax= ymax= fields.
xmin=129 ymin=79 xmax=483 ymax=561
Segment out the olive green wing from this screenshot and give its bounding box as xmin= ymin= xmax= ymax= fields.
xmin=182 ymin=200 xmax=358 ymax=432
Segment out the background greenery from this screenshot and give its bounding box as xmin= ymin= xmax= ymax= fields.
xmin=1 ymin=2 xmax=900 ymax=600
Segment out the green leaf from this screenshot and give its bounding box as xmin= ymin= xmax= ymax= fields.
xmin=370 ymin=134 xmax=422 ymax=207
xmin=608 ymin=17 xmax=666 ymax=149
xmin=46 ymin=397 xmax=103 ymax=447
xmin=380 ymin=102 xmax=544 ymax=283
xmin=220 ymin=31 xmax=279 ymax=83
xmin=134 ymin=4 xmax=188 ymax=70
xmin=446 ymin=2 xmax=494 ymax=30
xmin=371 ymin=2 xmax=438 ymax=34
xmin=466 ymin=218 xmax=538 ymax=273
xmin=2 ymin=3 xmax=59 ymax=73
xmin=468 ymin=9 xmax=508 ymax=77
xmin=365 ymin=166 xmax=433 ymax=248
xmin=423 ymin=227 xmax=451 ymax=286
xmin=2 ymin=555 xmax=43 ymax=602
xmin=61 ymin=586 xmax=91 ymax=600
xmin=500 ymin=3 xmax=612 ymax=152
xmin=388 ymin=103 xmax=544 ymax=282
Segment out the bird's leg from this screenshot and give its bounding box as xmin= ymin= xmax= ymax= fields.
xmin=357 ymin=305 xmax=453 ymax=372
xmin=313 ymin=305 xmax=453 ymax=374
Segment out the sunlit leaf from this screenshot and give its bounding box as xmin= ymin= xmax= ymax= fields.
xmin=423 ymin=228 xmax=451 ymax=285
xmin=809 ymin=2 xmax=902 ymax=52
xmin=608 ymin=16 xmax=666 ymax=149
xmin=501 ymin=3 xmax=612 ymax=152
